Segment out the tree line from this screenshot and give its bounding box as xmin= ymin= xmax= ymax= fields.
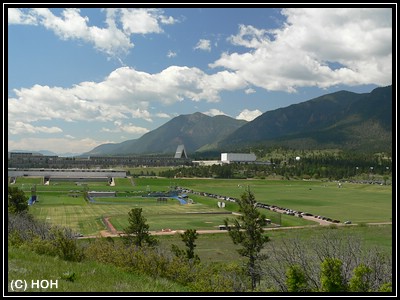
xmin=160 ymin=151 xmax=392 ymax=181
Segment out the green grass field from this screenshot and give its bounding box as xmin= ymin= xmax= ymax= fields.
xmin=167 ymin=178 xmax=392 ymax=223
xmin=14 ymin=177 xmax=392 ymax=236
xmin=154 ymin=224 xmax=393 ymax=263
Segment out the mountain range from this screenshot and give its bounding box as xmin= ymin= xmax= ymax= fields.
xmin=83 ymin=85 xmax=392 ymax=157
xmin=84 ymin=113 xmax=247 ymax=156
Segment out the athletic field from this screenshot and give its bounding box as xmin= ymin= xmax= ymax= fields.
xmin=12 ymin=177 xmax=392 ymax=236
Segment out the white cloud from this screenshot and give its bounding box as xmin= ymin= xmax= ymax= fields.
xmin=245 ymin=88 xmax=256 ymax=94
xmin=120 ymin=8 xmax=176 ymax=34
xmin=236 ymin=109 xmax=263 ymax=121
xmin=8 ymin=8 xmax=38 ymax=25
xmin=102 ymin=122 xmax=149 ymax=134
xmin=167 ymin=50 xmax=177 ymax=58
xmin=156 ymin=112 xmax=171 ymax=118
xmin=159 ymin=14 xmax=176 ymax=25
xmin=211 ymin=8 xmax=392 ymax=92
xmin=8 ymin=137 xmax=109 ymax=154
xmin=8 ymin=66 xmax=248 ymax=135
xmin=9 ymin=121 xmax=63 ymax=135
xmin=194 ymin=39 xmax=211 ymax=52
xmin=25 ymin=8 xmax=133 ymax=57
xmin=120 ymin=123 xmax=150 ymax=134
xmin=206 ymin=70 xmax=247 ymax=91
xmin=8 ymin=8 xmax=176 ymax=57
xmin=203 ymin=109 xmax=228 ymax=117
xmin=229 ymin=24 xmax=272 ymax=48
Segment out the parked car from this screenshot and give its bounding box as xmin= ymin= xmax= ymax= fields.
xmin=344 ymin=220 xmax=352 ymax=224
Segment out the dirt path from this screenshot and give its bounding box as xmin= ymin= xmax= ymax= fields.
xmin=79 ymin=218 xmax=392 ymax=239
xmin=101 ymin=216 xmax=118 ymax=237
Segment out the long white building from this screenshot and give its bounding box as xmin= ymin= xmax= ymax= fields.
xmin=221 ymin=153 xmax=256 ymax=164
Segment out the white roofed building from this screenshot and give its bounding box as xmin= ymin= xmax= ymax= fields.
xmin=221 ymin=153 xmax=256 ymax=164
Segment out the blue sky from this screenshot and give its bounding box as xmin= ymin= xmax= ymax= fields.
xmin=7 ymin=6 xmax=393 ymax=155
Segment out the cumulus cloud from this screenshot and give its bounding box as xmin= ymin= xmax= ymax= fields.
xmin=8 ymin=8 xmax=38 ymax=25
xmin=194 ymin=39 xmax=211 ymax=51
xmin=120 ymin=8 xmax=175 ymax=34
xmin=203 ymin=109 xmax=228 ymax=117
xmin=8 ymin=66 xmax=247 ymax=135
xmin=8 ymin=8 xmax=177 ymax=57
xmin=211 ymin=8 xmax=392 ymax=92
xmin=236 ymin=109 xmax=263 ymax=121
xmin=229 ymin=24 xmax=272 ymax=48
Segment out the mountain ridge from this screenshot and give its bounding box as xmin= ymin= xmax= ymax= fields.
xmin=83 ymin=85 xmax=392 ymax=156
xmin=83 ymin=113 xmax=247 ymax=156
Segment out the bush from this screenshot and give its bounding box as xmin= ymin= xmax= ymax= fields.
xmin=85 ymin=238 xmax=125 ymax=266
xmin=49 ymin=227 xmax=84 ymax=262
xmin=286 ymin=264 xmax=309 ymax=292
xmin=23 ymin=237 xmax=59 ymax=257
xmin=349 ymin=264 xmax=372 ymax=292
xmin=8 ymin=231 xmax=25 ymax=247
xmin=320 ymin=257 xmax=346 ymax=292
xmin=189 ymin=262 xmax=247 ymax=292
xmin=378 ymin=282 xmax=392 ymax=292
xmin=8 ymin=212 xmax=51 ymax=242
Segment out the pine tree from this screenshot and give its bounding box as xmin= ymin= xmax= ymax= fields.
xmin=225 ymin=187 xmax=269 ymax=290
xmin=123 ymin=208 xmax=157 ymax=247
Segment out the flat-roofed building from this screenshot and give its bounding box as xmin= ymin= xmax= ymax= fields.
xmin=221 ymin=153 xmax=256 ymax=164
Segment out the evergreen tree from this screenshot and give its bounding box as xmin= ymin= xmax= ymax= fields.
xmin=224 ymin=187 xmax=269 ymax=290
xmin=8 ymin=186 xmax=29 ymax=214
xmin=123 ymin=208 xmax=157 ymax=247
xmin=171 ymin=229 xmax=200 ymax=263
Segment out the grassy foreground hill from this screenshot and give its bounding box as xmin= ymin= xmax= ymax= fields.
xmin=7 ymin=223 xmax=392 ymax=293
xmin=8 ymin=245 xmax=190 ymax=293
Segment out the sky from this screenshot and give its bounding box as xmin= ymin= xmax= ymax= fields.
xmin=6 ymin=5 xmax=393 ymax=155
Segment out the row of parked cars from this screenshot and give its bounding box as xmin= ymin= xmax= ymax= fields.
xmin=256 ymin=202 xmax=352 ymax=224
xmin=179 ymin=187 xmax=352 ymax=225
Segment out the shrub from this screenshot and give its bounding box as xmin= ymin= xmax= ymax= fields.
xmin=286 ymin=264 xmax=309 ymax=292
xmin=320 ymin=257 xmax=346 ymax=292
xmin=23 ymin=237 xmax=58 ymax=257
xmin=49 ymin=227 xmax=84 ymax=262
xmin=349 ymin=264 xmax=372 ymax=292
xmin=378 ymin=282 xmax=392 ymax=292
